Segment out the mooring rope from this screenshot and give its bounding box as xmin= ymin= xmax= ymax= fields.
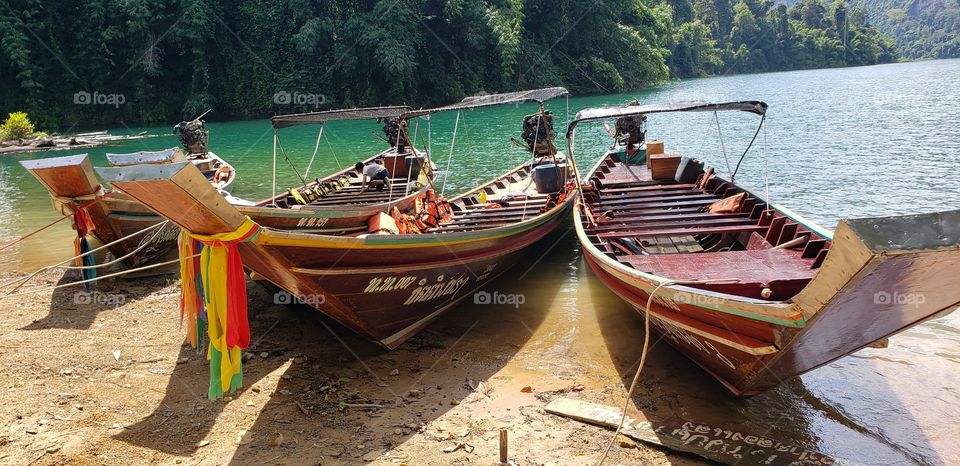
xmin=596 ymin=278 xmax=741 ymax=466
xmin=2 ymin=220 xmax=170 ymax=294
xmin=0 ymin=254 xmax=197 ymax=301
xmin=0 ymin=191 xmax=115 ymax=252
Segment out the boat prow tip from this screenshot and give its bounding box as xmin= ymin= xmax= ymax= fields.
xmin=96 ymin=161 xmax=245 ymax=235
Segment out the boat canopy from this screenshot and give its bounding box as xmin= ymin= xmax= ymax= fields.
xmin=566 ymin=100 xmax=767 ymax=137
xmin=401 ymin=87 xmax=569 ymax=119
xmin=271 ymin=106 xmax=413 ymax=129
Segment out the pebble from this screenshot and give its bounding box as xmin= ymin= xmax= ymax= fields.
xmin=269 ymin=432 xmax=283 ymax=448
xmin=616 ymin=434 xmax=637 ymax=449
xmin=259 ymin=352 xmax=269 ymax=359
xmin=293 ymin=356 xmax=305 ymax=364
xmin=197 ymin=440 xmax=210 ymax=447
xmin=25 ymin=426 xmax=38 ymax=434
xmin=394 ymin=428 xmax=403 ymax=435
xmin=389 ymin=369 xmax=399 ymax=376
xmin=45 ymin=446 xmax=60 ymax=454
xmin=176 ymin=357 xmax=189 ymax=364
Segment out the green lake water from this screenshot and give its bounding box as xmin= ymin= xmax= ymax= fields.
xmin=1 ymin=58 xmax=958 ymax=463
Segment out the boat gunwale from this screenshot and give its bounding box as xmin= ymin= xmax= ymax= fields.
xmin=254 ymin=157 xmax=577 ymax=249
xmin=249 ymin=147 xmax=431 ymax=211
xmin=573 ymin=151 xmax=808 ymax=326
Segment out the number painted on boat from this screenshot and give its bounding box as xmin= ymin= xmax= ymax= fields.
xmin=296 ymin=216 xmax=329 ymax=228
xmin=475 ymin=263 xmax=498 ymax=281
xmin=404 ymin=274 xmax=470 ymax=305
xmin=364 ymin=276 xmax=418 ymax=293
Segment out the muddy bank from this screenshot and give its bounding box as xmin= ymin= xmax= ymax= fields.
xmin=0 ymin=232 xmax=957 ymax=465
xmin=0 ymin=267 xmax=696 ymax=465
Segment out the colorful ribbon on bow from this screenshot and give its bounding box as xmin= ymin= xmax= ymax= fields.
xmin=73 ymin=205 xmax=97 ymax=289
xmin=178 ymin=217 xmax=261 ymax=399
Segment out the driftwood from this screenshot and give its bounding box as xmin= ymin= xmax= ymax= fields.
xmin=0 ymin=131 xmax=154 ymax=155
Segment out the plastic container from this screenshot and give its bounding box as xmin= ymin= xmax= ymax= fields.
xmin=646 ymin=140 xmax=664 ymax=155
xmin=403 ymin=155 xmax=425 ymax=179
xmin=674 ymin=156 xmax=705 ymax=183
xmin=532 ymin=163 xmax=564 ymax=193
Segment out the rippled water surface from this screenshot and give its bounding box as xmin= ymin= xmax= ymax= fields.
xmin=2 ymin=59 xmax=958 ymax=464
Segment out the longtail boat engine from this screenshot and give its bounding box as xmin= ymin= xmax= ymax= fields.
xmin=381 ymin=117 xmax=410 ymax=153
xmin=614 ymin=114 xmax=646 ymax=147
xmin=521 ymin=108 xmax=558 ymax=157
xmin=174 ymin=115 xmax=210 ymax=156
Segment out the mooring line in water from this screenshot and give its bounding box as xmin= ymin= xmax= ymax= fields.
xmin=0 ymin=191 xmax=116 ymax=253
xmin=597 ymin=278 xmax=741 ymax=466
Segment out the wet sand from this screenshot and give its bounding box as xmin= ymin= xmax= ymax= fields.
xmin=0 ymin=228 xmax=957 ymax=465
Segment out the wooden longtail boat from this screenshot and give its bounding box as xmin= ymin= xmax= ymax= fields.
xmin=567 ymin=101 xmax=960 ymax=395
xmin=231 ymin=106 xmax=437 ymax=234
xmin=96 ymin=87 xmax=577 ymax=349
xmin=20 ymin=145 xmax=235 ymax=269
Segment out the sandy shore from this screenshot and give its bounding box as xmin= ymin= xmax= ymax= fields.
xmin=0 ymin=268 xmax=699 ymax=465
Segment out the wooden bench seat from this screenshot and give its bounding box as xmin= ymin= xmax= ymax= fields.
xmin=618 ymin=249 xmax=817 ymax=283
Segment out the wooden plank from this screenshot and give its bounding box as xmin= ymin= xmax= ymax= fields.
xmin=598 ymin=224 xmax=768 ymax=239
xmin=599 ymin=183 xmax=697 ymax=194
xmin=594 ymin=198 xmax=717 ymax=212
xmin=595 ymin=193 xmax=718 ymax=207
xmin=544 ymin=398 xmax=835 ymax=466
xmin=589 ymin=217 xmax=758 ymax=233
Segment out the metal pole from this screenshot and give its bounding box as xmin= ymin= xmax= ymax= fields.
xmin=272 ymin=129 xmax=278 ymax=207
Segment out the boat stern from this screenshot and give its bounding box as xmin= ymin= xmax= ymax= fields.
xmin=745 ymin=209 xmax=960 ymax=391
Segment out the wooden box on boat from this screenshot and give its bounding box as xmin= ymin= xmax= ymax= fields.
xmin=649 ymin=152 xmax=682 ymax=179
xmin=645 ymin=140 xmax=665 ymax=167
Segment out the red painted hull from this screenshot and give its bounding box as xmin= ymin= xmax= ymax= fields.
xmin=576 ymin=152 xmax=960 ymax=395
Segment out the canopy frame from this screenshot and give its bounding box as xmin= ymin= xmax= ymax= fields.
xmin=565 ymin=100 xmax=768 ymax=186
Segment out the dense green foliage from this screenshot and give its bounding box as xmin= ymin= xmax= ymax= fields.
xmin=0 ymin=111 xmax=40 ymax=141
xmin=0 ymin=0 xmax=897 ymax=129
xmin=862 ymin=0 xmax=960 ymax=58
xmin=667 ymin=0 xmax=897 ymax=76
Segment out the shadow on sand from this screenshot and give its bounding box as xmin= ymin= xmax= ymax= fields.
xmin=113 ymin=227 xmax=570 ymax=463
xmin=20 ymin=271 xmax=171 ymax=331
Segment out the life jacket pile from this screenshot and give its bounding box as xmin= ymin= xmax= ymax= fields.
xmin=539 ymin=182 xmax=576 ymax=212
xmin=387 ymin=188 xmax=455 ymax=234
xmin=288 ymin=176 xmax=351 ymax=205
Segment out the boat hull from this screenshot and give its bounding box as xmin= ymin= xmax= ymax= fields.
xmin=97 ymin=157 xmax=577 ymax=348
xmin=575 ymin=151 xmax=960 ymax=395
xmin=258 ymin=209 xmax=569 ymax=348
